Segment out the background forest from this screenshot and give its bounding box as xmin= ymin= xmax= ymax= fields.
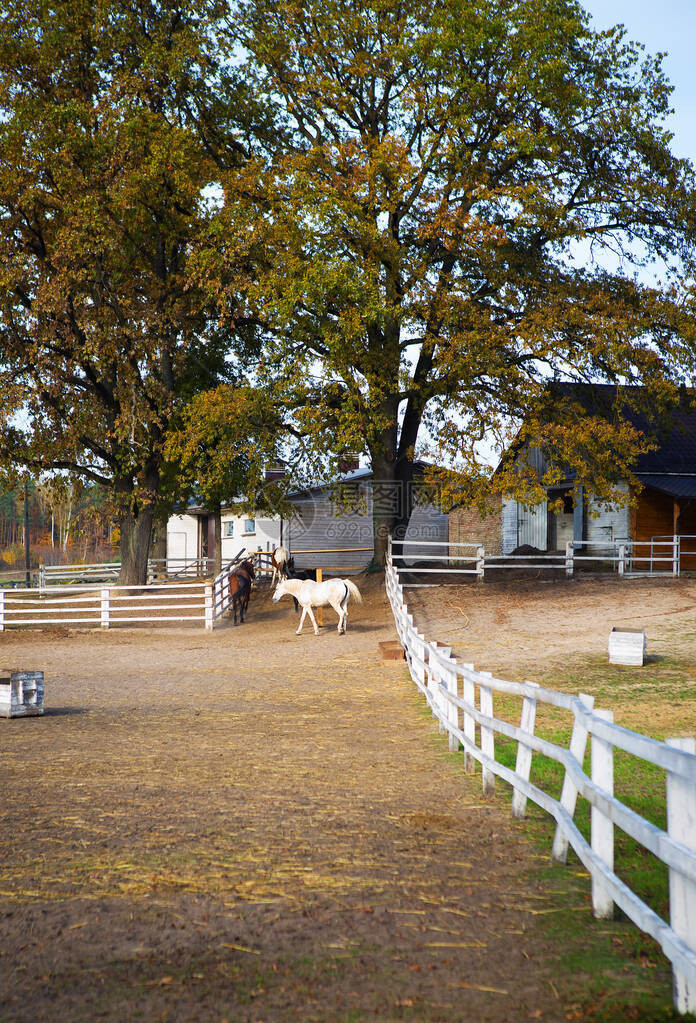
xmin=0 ymin=481 xmax=116 ymax=579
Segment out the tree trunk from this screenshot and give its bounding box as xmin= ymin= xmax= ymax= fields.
xmin=369 ymin=449 xmax=416 ymax=569
xmin=118 ymin=505 xmax=154 ymax=585
xmin=62 ymin=491 xmax=72 ymax=552
xmin=150 ymin=519 xmax=167 ymax=563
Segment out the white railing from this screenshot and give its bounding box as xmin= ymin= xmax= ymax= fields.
xmin=392 ymin=537 xmax=684 ymax=582
xmin=0 ymin=556 xmax=252 ymax=631
xmin=0 ymin=581 xmax=213 ymax=630
xmin=385 ymin=536 xmax=696 ymax=1014
xmin=38 ymin=557 xmax=220 ymax=589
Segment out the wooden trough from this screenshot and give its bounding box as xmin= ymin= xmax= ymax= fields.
xmin=608 ymin=628 xmax=647 ymax=666
xmin=0 ymin=669 xmax=44 ymax=718
xmin=379 ymin=640 xmax=405 ymax=665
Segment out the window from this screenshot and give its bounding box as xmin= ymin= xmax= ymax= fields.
xmin=243 ymin=518 xmax=255 ymax=535
xmin=224 ymin=521 xmax=234 ymax=537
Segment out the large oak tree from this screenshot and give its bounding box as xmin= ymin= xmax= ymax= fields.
xmin=217 ymin=0 xmax=696 ymax=563
xmin=0 ymin=0 xmax=267 ymax=582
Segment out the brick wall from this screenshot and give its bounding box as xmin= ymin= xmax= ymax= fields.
xmin=448 ymin=496 xmax=503 ymax=555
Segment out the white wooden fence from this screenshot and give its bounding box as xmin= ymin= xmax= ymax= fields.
xmin=38 ymin=556 xmax=218 ymax=588
xmin=0 ymin=562 xmax=245 ymax=631
xmin=385 ymin=536 xmax=696 ymax=1014
xmin=392 ymin=537 xmax=683 ymax=582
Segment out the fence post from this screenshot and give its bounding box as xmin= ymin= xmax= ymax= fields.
xmin=39 ymin=561 xmax=45 ymax=592
xmin=476 ymin=545 xmax=485 ymax=581
xmin=403 ymin=612 xmax=414 ymax=674
xmin=666 ymin=737 xmax=696 ymax=1014
xmin=0 ymin=590 xmax=5 ymax=632
xmin=413 ymin=632 xmax=426 ymax=692
xmin=552 ymin=692 xmax=595 ymax=863
xmin=591 ymin=709 xmax=614 ymax=920
xmin=445 ymin=658 xmax=459 ymax=753
xmin=565 ymin=541 xmax=574 ymax=578
xmin=398 ymin=602 xmax=408 ymax=644
xmin=462 ymin=663 xmax=476 ymax=774
xmin=674 ymin=535 xmax=680 ymax=578
xmin=426 ymin=644 xmax=437 ymax=717
xmin=429 ymin=647 xmax=451 ymax=732
xmin=438 ymin=648 xmax=451 ymax=731
xmin=511 ymin=682 xmax=539 ymax=819
xmin=479 ymin=670 xmax=495 ymax=795
xmin=316 ymin=568 xmax=323 ymax=626
xmin=100 ymin=588 xmax=110 ymax=629
xmin=204 ymin=582 xmax=214 ymax=630
xmin=618 ymin=543 xmax=625 ymax=577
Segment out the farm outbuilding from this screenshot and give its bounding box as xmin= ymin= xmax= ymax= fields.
xmin=285 ymin=466 xmax=449 ymax=573
xmin=450 ymin=384 xmax=696 ymax=566
xmin=166 ymin=507 xmax=282 ymax=569
xmin=166 ymin=463 xmax=449 ymax=573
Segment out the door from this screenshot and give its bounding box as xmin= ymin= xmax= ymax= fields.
xmin=517 ymin=501 xmax=548 ymax=550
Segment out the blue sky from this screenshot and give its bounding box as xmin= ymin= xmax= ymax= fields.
xmin=582 ymin=0 xmax=696 ymax=163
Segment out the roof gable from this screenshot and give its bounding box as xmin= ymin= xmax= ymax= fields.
xmin=547 ymin=383 xmax=696 ymax=476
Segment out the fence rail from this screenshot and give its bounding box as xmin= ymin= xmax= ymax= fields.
xmin=0 ymin=558 xmax=249 ymax=631
xmin=392 ymin=536 xmax=685 ymax=582
xmin=385 ymin=535 xmax=696 ymax=1014
xmin=37 ymin=557 xmax=222 ymax=588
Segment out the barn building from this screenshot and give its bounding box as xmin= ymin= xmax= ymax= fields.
xmin=285 ymin=465 xmax=448 ymax=573
xmin=449 ymin=384 xmax=696 ymax=566
xmin=166 ymin=462 xmax=448 ymax=573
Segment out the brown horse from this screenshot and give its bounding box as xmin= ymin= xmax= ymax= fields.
xmin=228 ymin=558 xmax=255 ymax=624
xmin=270 ymin=546 xmax=289 ymax=585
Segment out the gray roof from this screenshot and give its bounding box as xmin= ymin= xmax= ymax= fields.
xmin=287 ymin=461 xmax=435 ymax=499
xmin=553 ymin=383 xmax=696 ymax=475
xmin=635 ymin=474 xmax=696 ymax=499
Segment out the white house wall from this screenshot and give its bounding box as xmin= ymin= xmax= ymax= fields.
xmin=502 ymin=499 xmax=548 ymax=552
xmin=500 ymin=485 xmax=632 ymax=556
xmin=502 ymin=499 xmax=519 ymax=554
xmin=517 ymin=500 xmax=548 ymax=550
xmin=220 ymin=511 xmax=281 ymax=561
xmin=166 ymin=514 xmax=198 ymax=564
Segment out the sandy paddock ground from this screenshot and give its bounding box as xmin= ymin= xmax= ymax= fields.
xmin=0 ymin=572 xmax=689 ymax=1022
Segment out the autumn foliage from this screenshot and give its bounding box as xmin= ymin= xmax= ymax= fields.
xmin=1 ymin=0 xmax=696 ymax=568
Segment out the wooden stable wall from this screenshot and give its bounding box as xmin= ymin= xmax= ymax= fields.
xmin=631 ymin=486 xmax=696 ymax=571
xmin=631 ymin=487 xmax=674 ymax=545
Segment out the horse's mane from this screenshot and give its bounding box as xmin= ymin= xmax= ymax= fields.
xmin=278 ymin=577 xmax=303 ymax=595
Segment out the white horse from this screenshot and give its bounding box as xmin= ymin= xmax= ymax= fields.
xmin=273 ymin=577 xmax=363 ymax=635
xmin=270 ymin=546 xmax=289 ymax=586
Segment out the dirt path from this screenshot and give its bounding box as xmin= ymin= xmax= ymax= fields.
xmin=1 ymin=573 xmax=683 ymax=1022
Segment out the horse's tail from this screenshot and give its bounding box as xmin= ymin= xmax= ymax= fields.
xmin=343 ymin=579 xmax=363 ymax=604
